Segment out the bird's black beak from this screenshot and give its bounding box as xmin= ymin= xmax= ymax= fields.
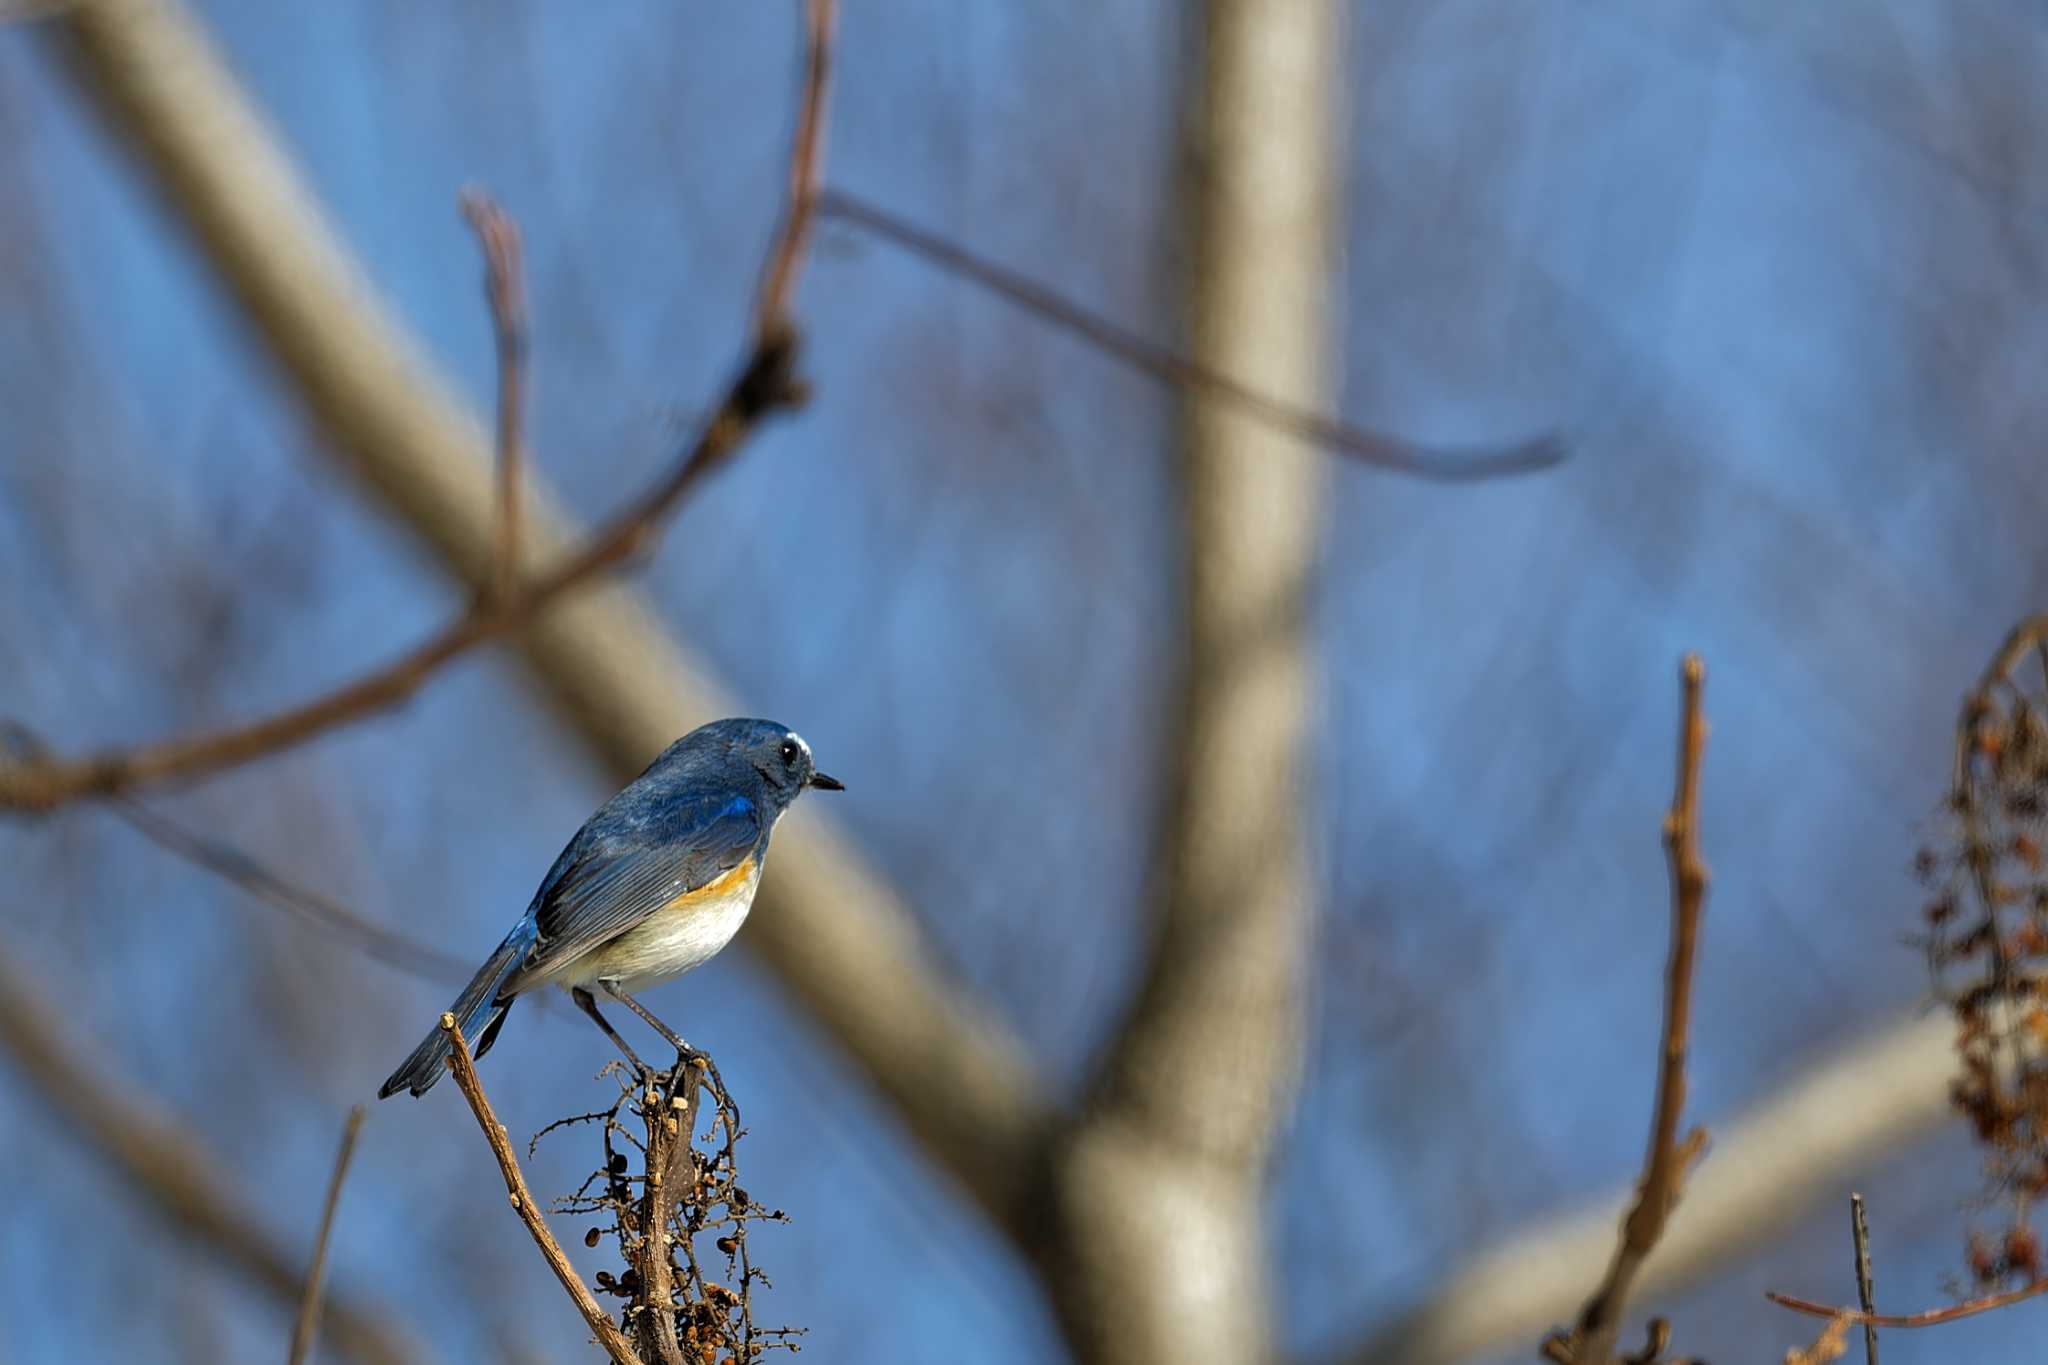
xmin=808 ymin=771 xmax=845 ymax=792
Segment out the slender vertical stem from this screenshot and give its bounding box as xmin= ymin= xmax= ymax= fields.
xmin=458 ymin=190 xmax=529 ymax=608
xmin=1850 ymin=1193 xmax=1878 ymax=1365
xmin=289 ymin=1105 xmax=367 ymax=1365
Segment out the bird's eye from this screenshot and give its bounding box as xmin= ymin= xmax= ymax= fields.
xmin=779 ymin=739 xmax=801 ymax=766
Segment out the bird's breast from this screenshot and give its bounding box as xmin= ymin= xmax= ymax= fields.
xmin=561 ymin=856 xmax=761 ymax=992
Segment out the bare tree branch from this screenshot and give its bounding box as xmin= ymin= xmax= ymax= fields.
xmin=34 ymin=0 xmax=1053 ymax=1242
xmin=442 ymin=1013 xmax=643 ymax=1365
xmin=1544 ymin=655 xmax=1712 ymax=1365
xmin=1347 ymin=1011 xmax=1954 ymax=1365
xmin=0 ymin=937 xmax=430 ymax=1365
xmin=815 ymin=189 xmax=1564 ymax=483
xmin=290 ymin=1104 xmax=367 ymax=1365
xmin=458 ymin=189 xmax=529 ymax=609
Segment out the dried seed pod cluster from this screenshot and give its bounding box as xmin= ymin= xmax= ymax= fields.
xmin=1921 ymin=640 xmax=2048 ymax=1288
xmin=536 ymin=1059 xmax=802 ymax=1361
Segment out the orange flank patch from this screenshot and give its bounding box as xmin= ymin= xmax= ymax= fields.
xmin=666 ymin=856 xmax=758 ymax=908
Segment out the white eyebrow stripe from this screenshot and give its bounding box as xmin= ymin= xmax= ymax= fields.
xmin=789 ymin=732 xmax=812 ymax=761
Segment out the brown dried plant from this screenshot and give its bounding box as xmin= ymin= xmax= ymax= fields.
xmin=534 ymin=1059 xmax=801 ymax=1365
xmin=1916 ymin=617 xmax=2048 ymax=1292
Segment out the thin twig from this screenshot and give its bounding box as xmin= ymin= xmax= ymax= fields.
xmin=0 ymin=0 xmax=838 ymax=814
xmin=459 ymin=189 xmax=529 ymax=608
xmin=1546 ymin=654 xmax=1711 ymax=1365
xmin=441 ymin=1013 xmax=643 ymax=1365
xmin=815 ymin=188 xmax=1565 ymax=483
xmin=289 ymin=1105 xmax=368 ymax=1365
xmin=0 ymin=937 xmax=425 ymax=1365
xmin=111 ymin=797 xmax=472 ymax=982
xmin=1767 ymin=1277 xmax=2048 ymax=1329
xmin=1849 ymin=1193 xmax=1878 ymax=1365
xmin=0 ymin=720 xmax=467 ymax=981
xmin=753 ymin=0 xmax=835 ymax=339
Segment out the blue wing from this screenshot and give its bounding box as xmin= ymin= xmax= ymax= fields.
xmin=504 ymin=790 xmax=762 ymax=992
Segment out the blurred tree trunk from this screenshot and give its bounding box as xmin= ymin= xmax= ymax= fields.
xmin=1040 ymin=1 xmax=1334 ymax=1361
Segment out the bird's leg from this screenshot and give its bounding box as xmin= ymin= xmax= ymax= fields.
xmin=600 ymin=981 xmax=733 ymax=1120
xmin=572 ymin=986 xmax=653 ymax=1082
xmin=598 ymin=981 xmax=693 ymax=1053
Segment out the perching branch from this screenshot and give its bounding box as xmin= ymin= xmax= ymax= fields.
xmin=458 ymin=189 xmax=529 ymax=608
xmin=441 ymin=1013 xmax=643 ymax=1365
xmin=289 ymin=1105 xmax=367 ymax=1365
xmin=0 ymin=936 xmax=429 ymax=1365
xmin=1543 ymin=654 xmax=1711 ymax=1365
xmin=815 ymin=188 xmax=1564 ymax=483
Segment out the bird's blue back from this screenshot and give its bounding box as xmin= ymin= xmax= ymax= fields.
xmin=506 ymin=726 xmax=783 ymax=990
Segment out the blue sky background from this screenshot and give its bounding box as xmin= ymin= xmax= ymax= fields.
xmin=5 ymin=3 xmax=2048 ymax=1362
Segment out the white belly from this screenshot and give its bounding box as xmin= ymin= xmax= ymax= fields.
xmin=551 ymin=862 xmax=761 ymax=993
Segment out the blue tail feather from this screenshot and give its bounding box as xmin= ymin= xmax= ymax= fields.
xmin=378 ymin=919 xmax=537 ymax=1098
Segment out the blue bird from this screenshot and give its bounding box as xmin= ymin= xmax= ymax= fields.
xmin=378 ymin=718 xmax=841 ymax=1098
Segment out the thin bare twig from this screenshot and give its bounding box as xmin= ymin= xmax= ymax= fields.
xmin=1849 ymin=1193 xmax=1878 ymax=1365
xmin=753 ymin=0 xmax=834 ymax=339
xmin=1767 ymin=1277 xmax=2048 ymax=1329
xmin=111 ymin=797 xmax=472 ymax=983
xmin=289 ymin=1105 xmax=368 ymax=1365
xmin=814 ymin=188 xmax=1564 ymax=483
xmin=441 ymin=1013 xmax=643 ymax=1365
xmin=0 ymin=0 xmax=837 ymax=814
xmin=458 ymin=189 xmax=528 ymax=608
xmin=0 ymin=719 xmax=467 ymax=982
xmin=1545 ymin=654 xmax=1711 ymax=1365
xmin=0 ymin=937 xmax=426 ymax=1365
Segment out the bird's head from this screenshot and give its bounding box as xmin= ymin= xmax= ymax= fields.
xmin=683 ymin=717 xmax=843 ymax=804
